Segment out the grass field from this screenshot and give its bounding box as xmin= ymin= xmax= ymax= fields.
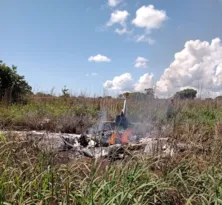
xmin=0 ymin=96 xmax=222 ymax=204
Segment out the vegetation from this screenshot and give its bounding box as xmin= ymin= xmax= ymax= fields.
xmin=0 ymin=96 xmax=222 ymax=204
xmin=0 ymin=98 xmax=222 ymax=204
xmin=0 ymin=61 xmax=32 ymax=104
xmin=174 ymin=88 xmax=197 ymax=100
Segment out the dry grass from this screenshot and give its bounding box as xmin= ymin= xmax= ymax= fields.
xmin=1 ymin=131 xmax=222 ymax=204
xmin=0 ymin=96 xmax=122 ymax=133
xmin=0 ymin=97 xmax=222 ymax=204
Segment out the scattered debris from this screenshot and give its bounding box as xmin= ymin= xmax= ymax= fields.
xmin=78 ymin=134 xmax=89 ymax=147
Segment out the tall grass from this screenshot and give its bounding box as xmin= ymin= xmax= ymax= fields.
xmin=0 ymin=97 xmax=222 ymax=204
xmin=0 ymin=97 xmax=122 ymax=133
xmin=1 ymin=132 xmax=222 ymax=204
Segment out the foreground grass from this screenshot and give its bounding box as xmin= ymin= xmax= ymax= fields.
xmin=1 ymin=134 xmax=222 ymax=204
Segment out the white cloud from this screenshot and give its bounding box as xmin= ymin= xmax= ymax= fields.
xmin=107 ymin=10 xmax=129 ymax=27
xmin=134 ymin=73 xmax=154 ymax=92
xmin=108 ymin=0 xmax=123 ymax=7
xmin=135 ymin=35 xmax=155 ymax=45
xmin=115 ymin=27 xmax=128 ymax=35
xmin=132 ymin=5 xmax=168 ymax=30
xmin=88 ymin=54 xmax=111 ymax=62
xmin=103 ymin=72 xmax=153 ymax=94
xmin=107 ymin=10 xmax=130 ymax=36
xmin=86 ymin=73 xmax=98 ymax=77
xmin=104 ymin=38 xmax=222 ymax=98
xmin=131 ymin=5 xmax=167 ymax=44
xmin=156 ymin=38 xmax=222 ymax=98
xmin=103 ymin=73 xmax=133 ymax=93
xmin=134 ymin=57 xmax=149 ymax=68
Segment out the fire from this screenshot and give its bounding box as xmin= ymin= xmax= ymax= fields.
xmin=109 ymin=132 xmax=116 ymax=145
xmin=109 ymin=129 xmax=133 ymax=145
xmin=121 ymin=129 xmax=132 ymax=144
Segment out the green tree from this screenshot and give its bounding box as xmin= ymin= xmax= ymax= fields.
xmin=0 ymin=61 xmax=32 ymax=103
xmin=174 ymin=88 xmax=197 ymax=100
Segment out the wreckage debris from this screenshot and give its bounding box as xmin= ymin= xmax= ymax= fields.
xmin=60 ymin=135 xmax=134 ymax=160
xmin=78 ymin=134 xmax=89 ymax=147
xmin=2 ymin=128 xmax=173 ymax=160
xmin=107 ymin=144 xmax=125 ymax=160
xmin=3 ymin=130 xmax=204 ymax=161
xmin=60 ymin=136 xmax=93 ymax=158
xmin=60 ymin=136 xmax=77 ymax=150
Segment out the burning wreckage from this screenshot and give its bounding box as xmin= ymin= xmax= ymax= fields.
xmin=60 ymin=98 xmax=173 ymax=160
xmin=3 ymin=99 xmax=201 ymax=160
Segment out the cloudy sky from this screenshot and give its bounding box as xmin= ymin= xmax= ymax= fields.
xmin=1 ymin=0 xmax=222 ymax=97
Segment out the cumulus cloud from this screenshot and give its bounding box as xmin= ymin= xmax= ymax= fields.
xmin=103 ymin=72 xmax=153 ymax=94
xmin=107 ymin=10 xmax=130 ymax=35
xmin=107 ymin=10 xmax=129 ymax=27
xmin=134 ymin=57 xmax=149 ymax=68
xmin=103 ymin=73 xmax=133 ymax=93
xmin=88 ymin=54 xmax=111 ymax=62
xmin=108 ymin=0 xmax=123 ymax=7
xmin=131 ymin=5 xmax=167 ymax=44
xmin=132 ymin=5 xmax=168 ymax=30
xmin=134 ymin=73 xmax=154 ymax=92
xmin=104 ymin=38 xmax=222 ymax=98
xmin=156 ymin=38 xmax=222 ymax=98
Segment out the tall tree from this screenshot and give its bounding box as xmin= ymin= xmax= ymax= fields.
xmin=0 ymin=61 xmax=32 ymax=103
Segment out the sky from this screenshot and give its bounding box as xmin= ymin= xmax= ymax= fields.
xmin=0 ymin=0 xmax=222 ymax=98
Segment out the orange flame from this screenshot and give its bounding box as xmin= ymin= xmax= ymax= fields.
xmin=109 ymin=133 xmax=116 ymax=145
xmin=121 ymin=129 xmax=132 ymax=144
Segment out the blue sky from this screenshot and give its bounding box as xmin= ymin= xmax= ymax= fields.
xmin=1 ymin=0 xmax=222 ymax=97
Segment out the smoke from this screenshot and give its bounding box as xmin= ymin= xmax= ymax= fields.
xmin=98 ymin=108 xmax=107 ymax=131
xmin=88 ymin=108 xmax=109 ymax=135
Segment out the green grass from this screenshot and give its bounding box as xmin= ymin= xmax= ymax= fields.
xmin=1 ymin=134 xmax=222 ymax=204
xmin=0 ymin=97 xmax=222 ymax=204
xmin=1 ymin=97 xmax=221 ymax=133
xmin=0 ymin=97 xmax=104 ymax=132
